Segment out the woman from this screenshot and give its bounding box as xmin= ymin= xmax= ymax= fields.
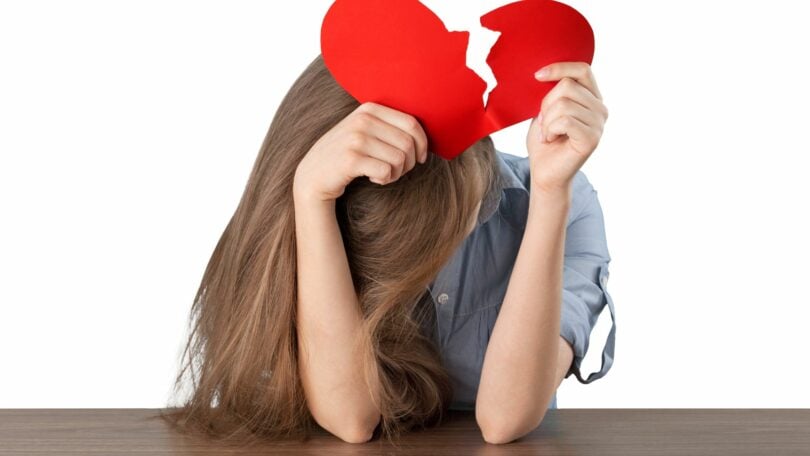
xmin=160 ymin=53 xmax=614 ymax=446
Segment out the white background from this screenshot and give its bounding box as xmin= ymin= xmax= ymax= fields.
xmin=1 ymin=0 xmax=808 ymax=409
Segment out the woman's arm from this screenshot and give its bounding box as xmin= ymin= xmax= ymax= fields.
xmin=295 ymin=191 xmax=380 ymax=442
xmin=476 ymin=188 xmax=571 ymax=443
xmin=292 ymin=102 xmax=428 ymax=444
xmin=294 ymin=192 xmax=381 ymax=444
xmin=476 ymin=60 xmax=609 ymax=444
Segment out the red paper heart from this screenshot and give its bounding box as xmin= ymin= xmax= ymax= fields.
xmin=320 ymin=0 xmax=594 ymax=160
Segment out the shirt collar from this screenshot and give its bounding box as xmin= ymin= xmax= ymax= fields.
xmin=476 ymin=149 xmax=528 ymax=226
xmin=426 ymin=150 xmax=529 ymax=298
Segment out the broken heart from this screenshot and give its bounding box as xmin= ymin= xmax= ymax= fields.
xmin=321 ymin=0 xmax=594 ymax=160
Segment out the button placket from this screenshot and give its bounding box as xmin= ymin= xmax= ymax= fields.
xmin=429 ymin=249 xmax=464 ymax=349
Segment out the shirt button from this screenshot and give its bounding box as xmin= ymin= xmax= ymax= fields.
xmin=438 ymin=293 xmax=449 ymax=304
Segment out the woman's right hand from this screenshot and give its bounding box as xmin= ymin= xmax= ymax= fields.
xmin=293 ymin=102 xmax=429 ymax=203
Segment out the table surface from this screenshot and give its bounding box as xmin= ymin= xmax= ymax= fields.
xmin=1 ymin=409 xmax=808 ymax=455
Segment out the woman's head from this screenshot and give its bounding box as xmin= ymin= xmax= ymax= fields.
xmin=159 ymin=54 xmax=503 ymax=445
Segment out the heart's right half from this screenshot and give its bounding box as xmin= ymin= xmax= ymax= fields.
xmin=321 ymin=0 xmax=594 ymax=160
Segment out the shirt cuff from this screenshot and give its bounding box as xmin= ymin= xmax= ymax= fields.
xmin=560 ymin=262 xmax=616 ymax=384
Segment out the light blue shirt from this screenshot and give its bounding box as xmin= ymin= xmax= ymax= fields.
xmin=419 ymin=150 xmax=616 ymax=411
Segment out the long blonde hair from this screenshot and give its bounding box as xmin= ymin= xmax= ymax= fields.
xmin=158 ymin=54 xmax=503 ymax=445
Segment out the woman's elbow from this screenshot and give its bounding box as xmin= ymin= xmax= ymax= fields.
xmin=334 ymin=426 xmax=375 ymax=444
xmin=328 ymin=417 xmax=379 ymax=444
xmin=478 ymin=411 xmax=547 ymax=444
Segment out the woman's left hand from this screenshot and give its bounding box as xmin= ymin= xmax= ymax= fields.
xmin=526 ymin=62 xmax=609 ymax=194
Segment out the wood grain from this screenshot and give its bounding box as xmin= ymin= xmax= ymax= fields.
xmin=0 ymin=409 xmax=808 ymax=455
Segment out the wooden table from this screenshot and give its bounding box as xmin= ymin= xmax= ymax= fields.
xmin=1 ymin=409 xmax=808 ymax=455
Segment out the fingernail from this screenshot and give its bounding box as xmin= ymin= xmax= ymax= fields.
xmin=535 ymin=67 xmax=549 ymax=79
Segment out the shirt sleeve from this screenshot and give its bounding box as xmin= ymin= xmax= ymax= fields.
xmin=559 ymin=174 xmax=616 ymax=384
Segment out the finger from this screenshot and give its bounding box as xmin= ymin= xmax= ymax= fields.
xmin=541 ymin=97 xmax=603 ymax=134
xmin=349 ymin=153 xmax=395 ymax=185
xmin=351 ymin=111 xmax=417 ymax=173
xmin=359 ymin=102 xmax=429 ymax=163
xmin=346 ymin=133 xmax=409 ymax=182
xmin=535 ymin=61 xmax=602 ymax=100
xmin=543 ymin=113 xmax=597 ymax=146
xmin=540 ymin=77 xmax=608 ymax=121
